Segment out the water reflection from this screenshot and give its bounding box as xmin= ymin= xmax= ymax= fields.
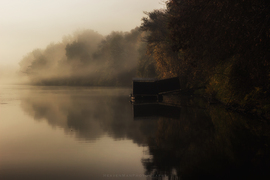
xmin=20 ymin=88 xmax=270 ymax=179
xmin=141 ymin=99 xmax=270 ymax=180
xmin=133 ymin=103 xmax=181 ymax=120
xmin=20 ymin=87 xmax=158 ymax=145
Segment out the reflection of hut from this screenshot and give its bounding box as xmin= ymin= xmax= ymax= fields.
xmin=133 ymin=103 xmax=181 ymax=120
xmin=130 ymin=77 xmax=181 ymax=102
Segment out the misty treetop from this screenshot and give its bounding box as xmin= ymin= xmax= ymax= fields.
xmin=20 ymin=28 xmax=156 ymax=86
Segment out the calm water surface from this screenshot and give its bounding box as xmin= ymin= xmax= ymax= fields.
xmin=0 ymin=85 xmax=270 ymax=180
xmin=0 ymin=85 xmax=156 ymax=180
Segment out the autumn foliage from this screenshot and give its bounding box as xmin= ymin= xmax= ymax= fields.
xmin=141 ymin=0 xmax=270 ymax=114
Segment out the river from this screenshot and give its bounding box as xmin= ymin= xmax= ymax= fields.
xmin=0 ymin=85 xmax=269 ymax=180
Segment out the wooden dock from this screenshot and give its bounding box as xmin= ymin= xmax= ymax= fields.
xmin=130 ymin=77 xmax=181 ymax=102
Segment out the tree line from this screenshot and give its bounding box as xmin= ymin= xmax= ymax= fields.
xmin=20 ymin=0 xmax=270 ymax=114
xmin=140 ymin=0 xmax=270 ymax=115
xmin=20 ymin=28 xmax=156 ymax=86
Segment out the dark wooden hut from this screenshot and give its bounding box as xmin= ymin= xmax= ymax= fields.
xmin=130 ymin=77 xmax=180 ymax=102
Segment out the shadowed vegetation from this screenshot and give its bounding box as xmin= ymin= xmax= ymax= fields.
xmin=140 ymin=0 xmax=270 ymax=116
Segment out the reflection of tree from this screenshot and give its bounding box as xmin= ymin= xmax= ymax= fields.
xmin=20 ymin=88 xmax=158 ymax=145
xmin=142 ymin=106 xmax=215 ymax=179
xmin=142 ymin=104 xmax=270 ymax=180
xmin=20 ymin=88 xmax=270 ymax=179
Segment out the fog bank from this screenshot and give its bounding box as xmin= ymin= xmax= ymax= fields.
xmin=19 ymin=28 xmax=156 ymax=86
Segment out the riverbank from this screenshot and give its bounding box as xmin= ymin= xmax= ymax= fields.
xmin=162 ymin=92 xmax=270 ymax=121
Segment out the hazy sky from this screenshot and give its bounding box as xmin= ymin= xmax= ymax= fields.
xmin=0 ymin=0 xmax=165 ymax=67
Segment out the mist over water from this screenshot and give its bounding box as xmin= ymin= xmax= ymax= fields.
xmin=0 ymin=65 xmax=28 ymax=85
xmin=18 ymin=28 xmax=152 ymax=86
